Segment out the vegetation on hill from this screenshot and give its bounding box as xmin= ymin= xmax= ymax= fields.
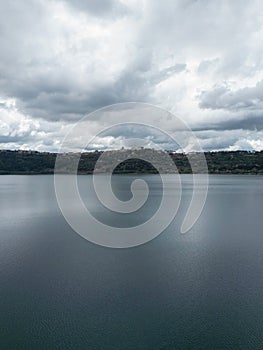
xmin=0 ymin=149 xmax=262 ymax=175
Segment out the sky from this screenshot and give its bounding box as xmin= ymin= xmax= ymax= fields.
xmin=0 ymin=0 xmax=263 ymax=152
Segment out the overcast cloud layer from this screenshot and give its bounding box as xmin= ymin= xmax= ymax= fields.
xmin=0 ymin=0 xmax=263 ymax=151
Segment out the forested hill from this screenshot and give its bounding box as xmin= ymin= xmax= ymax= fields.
xmin=0 ymin=149 xmax=262 ymax=175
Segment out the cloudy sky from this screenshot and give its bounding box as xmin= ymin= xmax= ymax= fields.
xmin=0 ymin=0 xmax=263 ymax=151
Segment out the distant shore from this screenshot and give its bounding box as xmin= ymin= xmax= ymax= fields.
xmin=0 ymin=149 xmax=262 ymax=175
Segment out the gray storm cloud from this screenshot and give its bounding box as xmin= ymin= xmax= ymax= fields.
xmin=0 ymin=0 xmax=263 ymax=151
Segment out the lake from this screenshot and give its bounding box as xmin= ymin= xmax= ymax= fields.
xmin=0 ymin=175 xmax=263 ymax=349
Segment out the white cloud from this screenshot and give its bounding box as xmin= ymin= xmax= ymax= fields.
xmin=0 ymin=0 xmax=262 ymax=151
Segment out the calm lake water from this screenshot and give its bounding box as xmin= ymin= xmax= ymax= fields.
xmin=0 ymin=175 xmax=263 ymax=349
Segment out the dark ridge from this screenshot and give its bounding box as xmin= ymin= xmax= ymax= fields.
xmin=0 ymin=149 xmax=262 ymax=175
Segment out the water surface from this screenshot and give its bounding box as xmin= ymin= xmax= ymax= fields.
xmin=0 ymin=175 xmax=263 ymax=349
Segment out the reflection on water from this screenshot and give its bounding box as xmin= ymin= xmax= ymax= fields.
xmin=0 ymin=175 xmax=263 ymax=349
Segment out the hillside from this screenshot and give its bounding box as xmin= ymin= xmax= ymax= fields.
xmin=0 ymin=149 xmax=262 ymax=175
